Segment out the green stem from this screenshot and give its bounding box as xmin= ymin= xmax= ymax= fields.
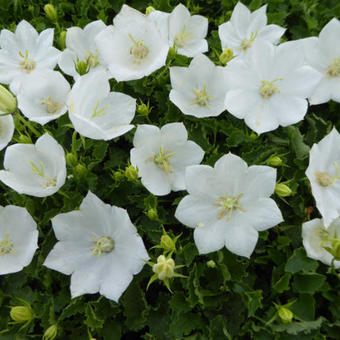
xmin=15 ymin=111 xmax=41 ymax=137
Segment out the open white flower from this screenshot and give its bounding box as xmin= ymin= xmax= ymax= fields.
xmin=169 ymin=54 xmax=228 ymax=118
xmin=300 ymin=18 xmax=340 ymax=104
xmin=175 ymin=153 xmax=283 ymax=257
xmin=58 ymin=20 xmax=108 ymax=80
xmin=95 ymin=5 xmax=169 ymax=81
xmin=0 ymin=114 xmax=14 ymax=151
xmin=306 ymin=128 xmax=340 ymax=227
xmin=130 ymin=123 xmax=204 ymax=196
xmin=44 ymin=191 xmax=149 ymax=302
xmin=0 ymin=133 xmax=66 ymax=197
xmin=168 ymin=4 xmax=208 ymax=57
xmin=218 ymin=2 xmax=285 ymax=58
xmin=0 ymin=205 xmax=38 ymax=275
xmin=224 ymin=39 xmax=321 ymax=134
xmin=0 ymin=20 xmax=60 ymax=94
xmin=67 ymin=70 xmax=136 ymax=140
xmin=302 ymin=218 xmax=340 ymax=268
xmin=17 ymin=70 xmax=70 ymax=125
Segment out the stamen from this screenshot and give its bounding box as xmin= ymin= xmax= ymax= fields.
xmin=213 ymin=193 xmax=245 ymax=222
xmin=191 ymin=85 xmax=213 ymax=106
xmin=91 ymin=99 xmax=109 ymax=119
xmin=0 ymin=232 xmax=16 ymax=255
xmin=315 ymin=162 xmax=340 ymax=187
xmin=30 ymin=161 xmax=57 ymax=188
xmin=84 ymin=50 xmax=101 ymax=68
xmin=41 ymin=96 xmax=61 ymax=114
xmin=148 ymin=147 xmax=175 ymax=174
xmin=174 ymin=25 xmax=192 ymax=48
xmin=128 ymin=34 xmax=149 ymax=63
xmin=325 ymin=58 xmax=340 ymax=78
xmin=19 ymin=50 xmax=36 ymax=73
xmin=91 ymin=236 xmax=114 ymax=257
xmin=239 ymin=31 xmax=258 ymax=51
xmin=259 ymin=79 xmax=282 ymax=99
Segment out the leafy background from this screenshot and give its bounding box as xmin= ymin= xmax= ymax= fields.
xmin=1 ymin=0 xmax=340 ymax=339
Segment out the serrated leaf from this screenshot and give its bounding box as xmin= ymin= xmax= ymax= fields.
xmin=271 ymin=317 xmax=325 ymax=335
xmin=285 ymin=248 xmax=318 ymax=273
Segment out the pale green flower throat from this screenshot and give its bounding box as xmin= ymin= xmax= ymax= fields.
xmin=260 ymin=78 xmax=282 ymax=99
xmin=213 ymin=193 xmax=245 ymax=222
xmin=91 ymin=236 xmax=114 ymax=257
xmin=149 ymin=147 xmax=175 ymax=174
xmin=192 ymin=85 xmax=213 ymax=106
xmin=129 ymin=34 xmax=149 ymax=63
xmin=19 ymin=50 xmax=36 ymax=73
xmin=326 ymin=58 xmax=340 ymax=78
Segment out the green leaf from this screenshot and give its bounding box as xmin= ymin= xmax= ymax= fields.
xmin=245 ymin=290 xmax=263 ymax=317
xmin=285 ymin=248 xmax=318 ymax=273
xmin=84 ymin=303 xmax=104 ymax=330
xmin=286 ymin=126 xmax=310 ymax=160
xmin=293 ymin=273 xmax=326 ymax=294
xmin=271 ymin=317 xmax=325 ymax=335
xmin=272 ymin=273 xmax=291 ymax=293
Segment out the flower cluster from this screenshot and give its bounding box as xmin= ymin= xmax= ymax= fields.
xmin=0 ymin=1 xmax=340 ymax=305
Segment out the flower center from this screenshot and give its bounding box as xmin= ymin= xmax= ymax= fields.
xmin=19 ymin=50 xmax=36 ymax=73
xmin=85 ymin=50 xmax=101 ymax=69
xmin=91 ymin=236 xmax=114 ymax=257
xmin=191 ymin=85 xmax=213 ymax=106
xmin=152 ymin=255 xmax=175 ymax=280
xmin=213 ymin=193 xmax=245 ymax=222
xmin=30 ymin=161 xmax=57 ymax=188
xmin=90 ymin=99 xmax=109 ymax=119
xmin=325 ymin=58 xmax=340 ymax=78
xmin=315 ymin=162 xmax=340 ymax=187
xmin=259 ymin=79 xmax=282 ymax=99
xmin=128 ymin=34 xmax=149 ymax=63
xmin=150 ymin=147 xmax=175 ymax=174
xmin=41 ymin=96 xmax=61 ymax=114
xmin=239 ymin=31 xmax=258 ymax=51
xmin=0 ymin=232 xmax=16 ymax=255
xmin=174 ymin=25 xmax=192 ymax=48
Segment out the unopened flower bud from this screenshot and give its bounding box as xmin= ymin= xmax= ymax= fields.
xmin=10 ymin=305 xmax=34 ymax=323
xmin=160 ymin=235 xmax=175 ymax=252
xmin=66 ymin=153 xmax=77 ymax=166
xmin=125 ymin=164 xmax=138 ymax=181
xmin=146 ymin=208 xmax=158 ymax=221
xmin=43 ymin=324 xmax=58 ymax=340
xmin=112 ymin=170 xmax=124 ymax=182
xmin=0 ymin=85 xmax=17 ymax=114
xmin=278 ymin=306 xmax=293 ymax=323
xmin=44 ymin=4 xmax=58 ymax=22
xmin=58 ymin=31 xmax=66 ymax=50
xmin=74 ymin=164 xmax=87 ymax=177
xmin=266 ymin=156 xmax=283 ymax=167
xmin=137 ymin=101 xmax=152 ymax=116
xmin=207 ymin=260 xmax=216 ymax=268
xmin=219 ymin=48 xmax=233 ymax=65
xmin=275 ymin=183 xmax=292 ymax=197
xmin=152 ymin=255 xmax=175 ymax=280
xmin=145 ymin=6 xmax=156 ymax=15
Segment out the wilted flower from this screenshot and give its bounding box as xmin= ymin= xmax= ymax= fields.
xmin=44 ymin=191 xmax=149 ymax=302
xmin=0 ymin=205 xmax=38 ymax=275
xmin=306 ymin=128 xmax=340 ymax=227
xmin=130 ymin=122 xmax=204 ymax=196
xmin=169 ymin=54 xmax=228 ymax=118
xmin=95 ymin=5 xmax=169 ymax=81
xmin=0 ymin=20 xmax=60 ymax=94
xmin=67 ymin=70 xmax=136 ymax=140
xmin=175 ymin=153 xmax=283 ymax=257
xmin=0 ymin=133 xmax=66 ymax=197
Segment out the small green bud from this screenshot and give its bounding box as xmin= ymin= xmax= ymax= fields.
xmin=145 ymin=6 xmax=156 ymax=15
xmin=266 ymin=156 xmax=283 ymax=167
xmin=168 ymin=46 xmax=177 ymax=59
xmin=112 ymin=170 xmax=124 ymax=182
xmin=219 ymin=48 xmax=233 ymax=65
xmin=73 ymin=164 xmax=87 ymax=177
xmin=58 ymin=31 xmax=66 ymax=50
xmin=137 ymin=101 xmax=152 ymax=116
xmin=146 ymin=208 xmax=158 ymax=221
xmin=43 ymin=324 xmax=58 ymax=340
xmin=10 ymin=305 xmax=34 ymax=323
xmin=125 ymin=164 xmax=138 ymax=181
xmin=275 ymin=183 xmax=292 ymax=197
xmin=278 ymin=306 xmax=293 ymax=323
xmin=75 ymin=58 xmax=90 ymax=76
xmin=160 ymin=235 xmax=175 ymax=253
xmin=249 ymin=131 xmax=258 ymax=140
xmin=0 ymin=85 xmax=17 ymax=114
xmin=207 ymin=260 xmax=216 ymax=268
xmin=44 ymin=4 xmax=58 ymax=22
xmin=66 ymin=153 xmax=77 ymax=166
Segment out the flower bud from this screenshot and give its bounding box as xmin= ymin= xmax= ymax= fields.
xmin=266 ymin=156 xmax=283 ymax=167
xmin=137 ymin=101 xmax=152 ymax=116
xmin=10 ymin=305 xmax=34 ymax=323
xmin=44 ymin=4 xmax=58 ymax=22
xmin=112 ymin=170 xmax=124 ymax=182
xmin=275 ymin=183 xmax=292 ymax=197
xmin=278 ymin=306 xmax=293 ymax=323
xmin=125 ymin=164 xmax=138 ymax=182
xmin=0 ymin=85 xmax=17 ymax=114
xmin=152 ymin=255 xmax=175 ymax=280
xmin=66 ymin=153 xmax=77 ymax=167
xmin=43 ymin=324 xmax=58 ymax=340
xmin=146 ymin=208 xmax=158 ymax=221
xmin=219 ymin=48 xmax=233 ymax=65
xmin=58 ymin=31 xmax=66 ymax=50
xmin=73 ymin=164 xmax=87 ymax=178
xmin=145 ymin=6 xmax=156 ymax=15
xmin=160 ymin=235 xmax=175 ymax=253
xmin=207 ymin=260 xmax=216 ymax=268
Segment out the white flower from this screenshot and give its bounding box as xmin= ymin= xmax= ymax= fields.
xmin=0 ymin=114 xmax=14 ymax=151
xmin=169 ymin=54 xmax=228 ymax=118
xmin=0 ymin=133 xmax=66 ymax=197
xmin=17 ymin=70 xmax=70 ymax=125
xmin=130 ymin=123 xmax=204 ymax=196
xmin=0 ymin=20 xmax=60 ymax=94
xmin=300 ymin=18 xmax=340 ymax=104
xmin=218 ymin=2 xmax=285 ymax=58
xmin=168 ymin=4 xmax=208 ymax=57
xmin=175 ymin=153 xmax=283 ymax=257
xmin=224 ymin=39 xmax=321 ymax=134
xmin=0 ymin=205 xmax=38 ymax=275
xmin=67 ymin=70 xmax=136 ymax=140
xmin=302 ymin=218 xmax=340 ymax=268
xmin=95 ymin=5 xmax=169 ymax=81
xmin=305 ymin=128 xmax=340 ymax=227
xmin=44 ymin=191 xmax=149 ymax=302
xmin=58 ymin=20 xmax=108 ymax=80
